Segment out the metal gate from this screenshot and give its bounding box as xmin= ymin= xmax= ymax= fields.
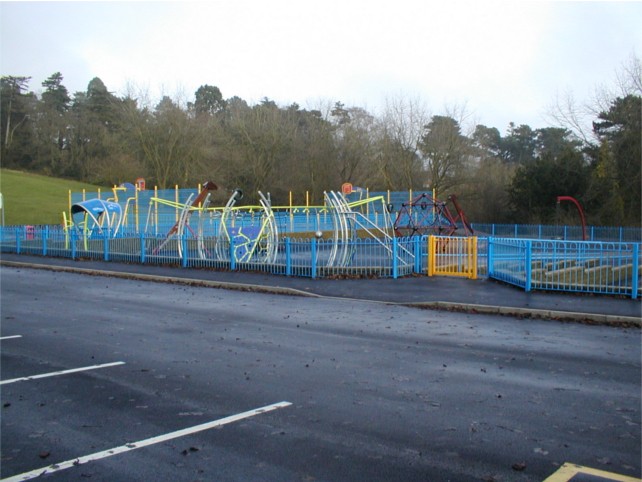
xmin=428 ymin=235 xmax=478 ymax=279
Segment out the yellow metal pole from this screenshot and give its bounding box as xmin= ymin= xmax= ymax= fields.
xmin=154 ymin=186 xmax=158 ymax=233
xmin=135 ymin=187 xmax=139 ymax=233
xmin=289 ymin=191 xmax=293 ymax=233
xmin=97 ymin=188 xmax=101 ymax=200
xmin=62 ymin=211 xmax=69 ymax=248
xmin=428 ymin=236 xmax=434 ymax=276
xmin=432 ymin=187 xmax=436 ymax=223
xmin=471 ymin=237 xmax=478 ymax=280
xmin=82 ymin=188 xmax=86 ymax=202
xmin=366 ymin=188 xmax=370 ymax=217
xmin=175 ymin=185 xmax=179 ymax=223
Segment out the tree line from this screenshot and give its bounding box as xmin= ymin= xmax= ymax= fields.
xmin=1 ymin=63 xmax=640 ymax=226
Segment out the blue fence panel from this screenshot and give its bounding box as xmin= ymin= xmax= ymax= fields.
xmin=471 ymin=223 xmax=641 ymax=242
xmin=529 ymin=239 xmax=641 ymax=298
xmin=488 ymin=237 xmax=642 ymax=298
xmin=2 ymin=222 xmax=640 ymax=297
xmin=487 ymin=238 xmax=528 ymax=289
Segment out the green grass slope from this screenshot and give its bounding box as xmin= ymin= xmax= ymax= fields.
xmin=0 ymin=169 xmax=108 ymax=226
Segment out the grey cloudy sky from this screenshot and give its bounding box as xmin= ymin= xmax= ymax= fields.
xmin=1 ymin=1 xmax=640 ymax=131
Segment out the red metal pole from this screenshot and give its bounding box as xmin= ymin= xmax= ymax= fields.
xmin=556 ymin=196 xmax=586 ymax=241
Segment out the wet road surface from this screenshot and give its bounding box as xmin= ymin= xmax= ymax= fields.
xmin=1 ymin=266 xmax=640 ymax=481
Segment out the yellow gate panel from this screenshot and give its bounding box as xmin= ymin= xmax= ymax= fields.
xmin=428 ymin=236 xmax=478 ymax=279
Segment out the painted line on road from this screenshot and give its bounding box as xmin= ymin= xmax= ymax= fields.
xmin=0 ymin=361 xmax=126 ymax=385
xmin=0 ymin=335 xmax=23 ymax=340
xmin=544 ymin=462 xmax=641 ymax=482
xmin=1 ymin=400 xmax=293 ymax=482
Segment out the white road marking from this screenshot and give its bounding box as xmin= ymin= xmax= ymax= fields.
xmin=1 ymin=401 xmax=293 ymax=482
xmin=0 ymin=362 xmax=126 ymax=385
xmin=0 ymin=335 xmax=23 ymax=340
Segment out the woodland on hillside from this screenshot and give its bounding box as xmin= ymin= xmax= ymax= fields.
xmin=1 ymin=56 xmax=640 ymax=225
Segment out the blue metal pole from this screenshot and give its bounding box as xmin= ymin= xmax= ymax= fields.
xmin=15 ymin=227 xmax=21 ymax=254
xmin=181 ymin=233 xmax=188 ymax=268
xmin=285 ymin=237 xmax=291 ymax=276
xmin=229 ymin=236 xmax=236 ymax=271
xmin=43 ymin=226 xmax=48 ymax=256
xmin=392 ymin=237 xmax=398 ymax=279
xmin=414 ymin=236 xmax=421 ymax=274
xmin=311 ymin=238 xmax=317 ymax=279
xmin=140 ymin=233 xmax=146 ymax=264
xmin=631 ymin=244 xmax=639 ymax=300
xmin=71 ymin=229 xmax=76 ymax=260
xmin=104 ymin=229 xmax=110 ymax=261
xmin=525 ymin=240 xmax=532 ymax=292
xmin=487 ymin=237 xmax=494 ymax=277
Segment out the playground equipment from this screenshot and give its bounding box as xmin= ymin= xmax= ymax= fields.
xmin=215 ymin=189 xmax=279 ymax=264
xmin=141 ymin=183 xmax=412 ymax=269
xmin=69 ymin=199 xmax=124 ymax=237
xmin=393 ymin=192 xmax=473 ymax=237
xmin=151 ymin=180 xmax=218 ymax=257
xmin=557 ymin=196 xmax=587 ymax=241
xmin=323 ymin=191 xmax=411 ymax=267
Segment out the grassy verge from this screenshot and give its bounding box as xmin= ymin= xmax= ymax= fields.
xmin=0 ymin=169 xmax=108 ymax=226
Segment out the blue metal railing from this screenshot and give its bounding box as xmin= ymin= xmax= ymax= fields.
xmin=487 ymin=237 xmax=641 ymax=299
xmin=2 ymin=224 xmax=640 ymax=298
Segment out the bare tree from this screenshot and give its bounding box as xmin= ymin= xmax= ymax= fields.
xmin=546 ymin=52 xmax=641 ymax=143
xmin=374 ymin=94 xmax=431 ymax=189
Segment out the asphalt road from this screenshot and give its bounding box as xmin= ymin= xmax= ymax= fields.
xmin=1 ymin=266 xmax=640 ymax=481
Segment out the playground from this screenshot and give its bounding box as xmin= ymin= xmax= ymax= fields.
xmin=0 ymin=180 xmax=640 ymax=298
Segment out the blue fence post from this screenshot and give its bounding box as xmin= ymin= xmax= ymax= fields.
xmin=632 ymin=243 xmax=639 ymax=300
xmin=311 ymin=238 xmax=317 ymax=279
xmin=43 ymin=226 xmax=48 ymax=256
xmin=140 ymin=233 xmax=146 ymax=264
xmin=103 ymin=229 xmax=110 ymax=261
xmin=229 ymin=236 xmax=236 ymax=271
xmin=181 ymin=233 xmax=188 ymax=268
xmin=524 ymin=240 xmax=532 ymax=292
xmin=487 ymin=237 xmax=494 ymax=277
xmin=15 ymin=227 xmax=21 ymax=254
xmin=413 ymin=236 xmax=421 ymax=273
xmin=285 ymin=237 xmax=291 ymax=276
xmin=71 ymin=229 xmax=76 ymax=260
xmin=619 ymin=227 xmax=624 ymax=243
xmin=392 ymin=237 xmax=398 ymax=279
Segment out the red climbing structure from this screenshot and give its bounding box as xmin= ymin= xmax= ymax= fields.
xmin=393 ymin=192 xmax=474 ymax=238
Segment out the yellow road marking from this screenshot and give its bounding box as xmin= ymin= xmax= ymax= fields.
xmin=544 ymin=462 xmax=641 ymax=482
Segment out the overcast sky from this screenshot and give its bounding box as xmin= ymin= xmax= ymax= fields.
xmin=1 ymin=1 xmax=640 ymax=131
